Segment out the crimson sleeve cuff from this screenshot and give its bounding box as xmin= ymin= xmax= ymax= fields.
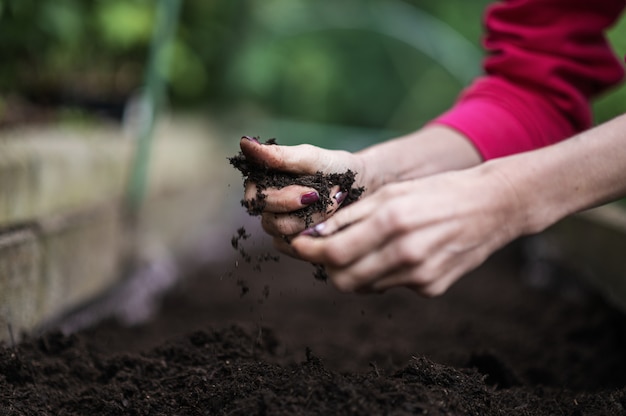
xmin=431 ymin=77 xmax=579 ymax=160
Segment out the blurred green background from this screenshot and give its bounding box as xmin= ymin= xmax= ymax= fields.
xmin=1 ymin=0 xmax=625 ymax=149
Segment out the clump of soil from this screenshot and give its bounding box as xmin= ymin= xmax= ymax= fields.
xmin=228 ymin=137 xmax=364 ymax=228
xmin=229 ymin=137 xmax=365 ymax=281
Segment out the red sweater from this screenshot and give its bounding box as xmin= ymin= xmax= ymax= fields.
xmin=433 ymin=0 xmax=625 ymax=160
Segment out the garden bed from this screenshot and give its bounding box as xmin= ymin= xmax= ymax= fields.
xmin=1 ymin=235 xmax=625 ymax=415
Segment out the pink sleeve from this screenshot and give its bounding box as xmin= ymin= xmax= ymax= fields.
xmin=432 ymin=0 xmax=625 ymax=160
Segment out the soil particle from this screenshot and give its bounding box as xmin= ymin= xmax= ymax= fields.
xmin=230 ymin=226 xmax=250 ymax=250
xmin=230 ymin=225 xmax=280 ymax=296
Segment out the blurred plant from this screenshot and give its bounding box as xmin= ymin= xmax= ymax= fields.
xmin=0 ymin=0 xmax=233 ymax=113
xmin=96 ymin=1 xmax=154 ymax=50
xmin=0 ymin=0 xmax=148 ymax=113
xmin=593 ymin=14 xmax=626 ymax=125
xmin=1 ymin=0 xmax=625 ymax=135
xmin=227 ymin=0 xmax=484 ymax=131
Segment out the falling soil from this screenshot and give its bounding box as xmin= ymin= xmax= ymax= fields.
xmin=1 ymin=241 xmax=626 ymax=415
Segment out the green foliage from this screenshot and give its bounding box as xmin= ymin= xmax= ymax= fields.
xmin=223 ymin=0 xmax=488 ymax=131
xmin=592 ymin=15 xmax=626 ymax=124
xmin=96 ymin=1 xmax=154 ymax=50
xmin=1 ymin=0 xmax=625 ymax=134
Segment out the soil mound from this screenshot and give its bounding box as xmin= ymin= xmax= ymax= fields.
xmin=1 ymin=245 xmax=626 ymax=415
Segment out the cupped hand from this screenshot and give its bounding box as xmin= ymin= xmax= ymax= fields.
xmin=238 ymin=136 xmax=367 ymax=249
xmin=288 ymin=165 xmax=525 ymax=297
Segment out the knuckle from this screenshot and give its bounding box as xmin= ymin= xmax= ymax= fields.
xmin=261 ymin=214 xmax=303 ymax=236
xmin=274 ymin=197 xmax=293 ymax=212
xmin=331 ymin=277 xmax=356 ymax=293
xmin=272 ymin=237 xmax=298 ymax=258
xmin=419 ymin=284 xmax=447 ymax=298
xmin=376 ymin=205 xmax=410 ymax=234
xmin=322 ymin=242 xmax=349 ymax=267
xmin=260 ymin=216 xmax=280 ymax=236
xmin=375 ymin=185 xmax=396 ymax=203
xmin=395 ymin=242 xmax=420 ymax=265
xmin=297 ymin=144 xmax=316 ymax=153
xmin=408 ymin=268 xmax=434 ymax=287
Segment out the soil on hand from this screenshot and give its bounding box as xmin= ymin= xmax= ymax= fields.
xmin=229 ymin=137 xmax=365 ymax=281
xmin=228 ymin=137 xmax=364 ymax=228
xmin=1 ymin=243 xmax=626 ymax=415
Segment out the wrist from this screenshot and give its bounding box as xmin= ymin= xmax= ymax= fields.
xmin=480 ymin=155 xmax=566 ymax=237
xmin=356 ymin=125 xmax=482 ymax=191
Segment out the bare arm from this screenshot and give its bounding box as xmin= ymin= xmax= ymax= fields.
xmin=238 ymin=126 xmax=481 ymax=239
xmin=291 ymin=114 xmax=626 ymax=296
xmin=491 ymin=113 xmax=626 ymax=236
xmin=356 ymin=125 xmax=482 ymax=191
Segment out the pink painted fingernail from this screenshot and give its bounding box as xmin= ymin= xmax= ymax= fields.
xmin=314 ymin=222 xmax=326 ymax=234
xmin=300 ymin=222 xmax=326 ymax=237
xmin=300 ymin=228 xmax=319 ymax=237
xmin=301 ymin=191 xmax=319 ymax=205
xmin=242 ymin=135 xmax=260 ymax=144
xmin=334 ymin=191 xmax=347 ymax=205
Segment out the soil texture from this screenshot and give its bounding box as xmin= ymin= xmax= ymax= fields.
xmin=1 ymin=239 xmax=626 ymax=415
xmin=228 ymin=137 xmax=364 ymax=228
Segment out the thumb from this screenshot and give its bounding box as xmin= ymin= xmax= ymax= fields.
xmin=240 ymin=136 xmax=345 ymax=175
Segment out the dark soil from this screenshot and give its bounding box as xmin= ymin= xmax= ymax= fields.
xmin=228 ymin=137 xmax=365 ymax=281
xmin=1 ymin=239 xmax=626 ymax=415
xmin=228 ymin=137 xmax=364 ymax=228
xmin=2 ymin=145 xmax=626 ymax=414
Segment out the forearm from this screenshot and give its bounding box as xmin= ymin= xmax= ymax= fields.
xmin=356 ymin=125 xmax=482 ymax=192
xmin=486 ymin=114 xmax=626 ymax=236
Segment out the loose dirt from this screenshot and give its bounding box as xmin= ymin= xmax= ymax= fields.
xmin=228 ymin=137 xmax=365 ymax=281
xmin=1 ymin=147 xmax=625 ymax=415
xmin=1 ymin=241 xmax=626 ymax=415
xmin=228 ymin=137 xmax=364 ymax=228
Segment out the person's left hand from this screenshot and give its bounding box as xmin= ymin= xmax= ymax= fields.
xmin=286 ymin=165 xmax=525 ymax=297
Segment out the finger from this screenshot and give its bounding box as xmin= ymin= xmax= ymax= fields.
xmin=369 ymin=252 xmax=474 ymax=297
xmin=292 ymin=190 xmax=410 ymax=267
xmin=296 ymin=188 xmax=380 ymax=239
xmin=262 ymin=212 xmax=309 ymax=237
xmin=272 ymin=236 xmax=301 ymax=258
xmin=291 ymin=210 xmax=388 ymax=268
xmin=261 ymin=202 xmax=342 ymax=236
xmin=357 ymin=267 xmax=422 ymax=295
xmin=410 ymin=262 xmax=470 ymax=297
xmin=326 ymin=185 xmax=345 ymax=214
xmin=240 ymin=137 xmax=349 ymax=175
xmin=354 ymin=266 xmax=413 ymax=294
xmin=245 ymin=184 xmax=320 ymax=213
xmin=367 ymin=254 xmax=445 ymax=294
xmin=334 ymin=226 xmax=452 ymax=291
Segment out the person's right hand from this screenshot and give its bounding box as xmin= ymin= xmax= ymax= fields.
xmin=238 ymin=136 xmax=367 ymax=250
xmin=289 ymin=164 xmax=525 ymax=297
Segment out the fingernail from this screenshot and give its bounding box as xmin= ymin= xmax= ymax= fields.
xmin=334 ymin=191 xmax=347 ymax=205
xmin=314 ymin=222 xmax=326 ymax=234
xmin=300 ymin=222 xmax=326 ymax=237
xmin=300 ymin=228 xmax=319 ymax=237
xmin=301 ymin=191 xmax=319 ymax=205
xmin=242 ymin=135 xmax=260 ymax=144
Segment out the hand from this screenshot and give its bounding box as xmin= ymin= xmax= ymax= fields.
xmin=288 ymin=165 xmax=525 ymax=297
xmin=238 ymin=136 xmax=367 ymax=248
